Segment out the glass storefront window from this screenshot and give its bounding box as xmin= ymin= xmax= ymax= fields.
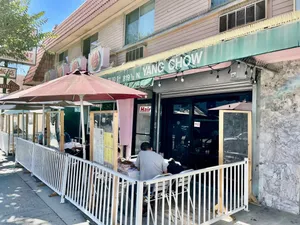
xmin=134 ymin=103 xmax=151 ymax=155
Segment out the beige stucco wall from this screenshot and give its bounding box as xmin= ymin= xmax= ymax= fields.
xmin=98 ymin=15 xmax=124 ymax=51
xmin=271 ymin=0 xmax=294 ymax=17
xmin=154 ymin=0 xmax=209 ymax=32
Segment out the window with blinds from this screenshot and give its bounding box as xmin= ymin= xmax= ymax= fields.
xmin=219 ymin=0 xmax=266 ymax=33
xmin=126 ymin=46 xmax=144 ymax=62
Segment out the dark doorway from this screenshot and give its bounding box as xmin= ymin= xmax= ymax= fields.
xmin=161 ymin=91 xmax=252 ymax=170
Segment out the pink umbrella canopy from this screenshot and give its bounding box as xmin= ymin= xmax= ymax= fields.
xmin=209 ymin=102 xmax=252 ymax=111
xmin=0 ymin=70 xmax=146 ymax=102
xmin=0 ymin=70 xmax=147 ymax=159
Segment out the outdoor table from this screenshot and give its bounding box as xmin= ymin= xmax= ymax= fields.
xmin=64 ymin=141 xmax=82 ymax=150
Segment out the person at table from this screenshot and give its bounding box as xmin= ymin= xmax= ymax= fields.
xmin=38 ymin=128 xmax=47 ymax=145
xmin=135 ymin=142 xmax=168 ymax=180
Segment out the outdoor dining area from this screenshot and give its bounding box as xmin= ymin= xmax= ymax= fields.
xmin=0 ymin=70 xmax=250 ymax=225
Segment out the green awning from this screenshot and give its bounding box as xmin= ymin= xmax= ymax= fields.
xmin=123 ymin=78 xmax=154 ymax=88
xmin=99 ymin=14 xmax=300 ymax=84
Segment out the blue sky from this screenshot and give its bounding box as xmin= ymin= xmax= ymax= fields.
xmin=18 ymin=0 xmax=85 ymax=75
xmin=29 ymin=0 xmax=85 ymax=32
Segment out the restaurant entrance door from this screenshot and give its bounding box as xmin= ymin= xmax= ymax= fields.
xmin=161 ymin=92 xmax=252 ymax=169
xmin=165 ymin=101 xmax=192 ymax=168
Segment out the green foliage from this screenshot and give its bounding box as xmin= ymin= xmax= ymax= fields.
xmin=0 ymin=0 xmax=52 ymax=61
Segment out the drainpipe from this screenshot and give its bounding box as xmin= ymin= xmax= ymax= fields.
xmin=156 ymin=93 xmax=161 ymax=153
xmin=42 ymin=105 xmax=45 ymax=145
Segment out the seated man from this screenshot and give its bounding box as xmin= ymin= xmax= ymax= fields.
xmin=38 ymin=128 xmax=47 ymax=145
xmin=135 ymin=142 xmax=168 ymax=180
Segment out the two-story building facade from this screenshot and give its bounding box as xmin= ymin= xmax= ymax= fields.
xmin=25 ymin=0 xmax=300 ymax=215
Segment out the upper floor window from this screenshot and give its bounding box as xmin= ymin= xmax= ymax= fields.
xmin=125 ymin=0 xmax=155 ymax=45
xmin=83 ymin=33 xmax=98 ymax=59
xmin=219 ymin=0 xmax=266 ymax=33
xmin=211 ymin=0 xmax=230 ymax=8
xmin=296 ymin=0 xmax=300 ymax=10
xmin=58 ymin=50 xmax=68 ymax=63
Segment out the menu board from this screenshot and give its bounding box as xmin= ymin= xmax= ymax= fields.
xmin=223 ymin=112 xmax=248 ymax=164
xmin=91 ymin=111 xmax=118 ymax=170
xmin=93 ymin=128 xmax=104 ymax=164
xmin=104 ymin=132 xmax=114 ymax=168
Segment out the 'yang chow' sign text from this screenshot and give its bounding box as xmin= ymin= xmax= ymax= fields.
xmin=102 ymin=49 xmax=203 ymax=83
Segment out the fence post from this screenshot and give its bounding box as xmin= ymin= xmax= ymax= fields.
xmin=60 ymin=155 xmax=69 ymax=203
xmin=14 ymin=137 xmax=18 ymax=163
xmin=31 ymin=143 xmax=35 ymax=176
xmin=244 ymin=158 xmax=249 ymax=211
xmin=135 ymin=181 xmax=144 ymax=225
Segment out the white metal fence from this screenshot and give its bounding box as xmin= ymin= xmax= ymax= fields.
xmin=15 ymin=138 xmax=249 ymax=225
xmin=64 ymin=155 xmax=138 ymax=225
xmin=32 ymin=144 xmax=68 ymax=195
xmin=139 ymin=160 xmax=248 ymax=225
xmin=15 ymin=138 xmax=35 ymax=171
xmin=0 ymin=131 xmax=9 ymax=155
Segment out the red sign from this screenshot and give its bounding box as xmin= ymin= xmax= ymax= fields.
xmin=88 ymin=46 xmax=110 ymax=73
xmin=44 ymin=69 xmax=57 ymax=82
xmin=69 ymin=56 xmax=87 ymax=72
xmin=56 ymin=63 xmax=70 ymax=78
xmin=139 ymin=106 xmax=151 ymax=113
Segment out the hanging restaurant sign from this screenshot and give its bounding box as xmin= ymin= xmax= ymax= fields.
xmin=69 ymin=56 xmax=87 ymax=72
xmin=44 ymin=69 xmax=58 ymax=82
xmin=0 ymin=66 xmax=17 ymax=79
xmin=102 ymin=49 xmax=204 ymax=83
xmin=56 ymin=63 xmax=70 ymax=77
xmin=0 ymin=48 xmax=37 ymax=66
xmin=88 ymin=46 xmax=110 ymax=73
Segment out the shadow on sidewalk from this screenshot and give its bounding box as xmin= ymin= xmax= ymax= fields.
xmin=0 ymin=151 xmax=91 ymax=225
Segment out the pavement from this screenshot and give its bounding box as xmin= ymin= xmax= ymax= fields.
xmin=0 ymin=151 xmax=92 ymax=225
xmin=1 ymin=150 xmax=300 ymax=225
xmin=215 ymin=203 xmax=300 ymax=225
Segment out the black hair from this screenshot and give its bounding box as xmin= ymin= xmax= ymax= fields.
xmin=118 ymin=148 xmax=121 ymax=153
xmin=141 ymin=142 xmax=151 ymax=151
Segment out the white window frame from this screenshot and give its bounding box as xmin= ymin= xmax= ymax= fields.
xmin=124 ymin=0 xmax=155 ymax=46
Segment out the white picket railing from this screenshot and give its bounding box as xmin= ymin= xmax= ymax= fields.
xmin=139 ymin=160 xmax=248 ymax=225
xmin=15 ymin=138 xmax=35 ymax=171
xmin=64 ymin=155 xmax=137 ymax=225
xmin=32 ymin=144 xmax=68 ymax=195
xmin=0 ymin=131 xmax=9 ymax=155
xmin=15 ymin=138 xmax=249 ymax=225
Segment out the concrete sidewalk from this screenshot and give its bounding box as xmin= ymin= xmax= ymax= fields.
xmin=0 ymin=151 xmax=92 ymax=225
xmin=215 ymin=204 xmax=300 ymax=225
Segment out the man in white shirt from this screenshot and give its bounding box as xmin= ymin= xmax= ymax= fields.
xmin=135 ymin=142 xmax=168 ymax=180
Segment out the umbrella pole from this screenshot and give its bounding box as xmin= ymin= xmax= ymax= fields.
xmin=22 ymin=111 xmax=24 ymax=139
xmin=42 ymin=104 xmax=45 ymax=145
xmin=79 ymin=95 xmax=86 ymax=160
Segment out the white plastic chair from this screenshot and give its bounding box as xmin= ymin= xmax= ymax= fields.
xmin=143 ymin=173 xmax=172 ymax=224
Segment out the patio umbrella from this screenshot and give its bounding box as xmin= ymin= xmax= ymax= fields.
xmin=209 ymin=102 xmax=252 ymax=111
xmin=0 ymin=100 xmax=93 ymax=107
xmin=0 ymin=104 xmax=62 ymax=111
xmin=0 ymin=69 xmax=146 ymax=159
